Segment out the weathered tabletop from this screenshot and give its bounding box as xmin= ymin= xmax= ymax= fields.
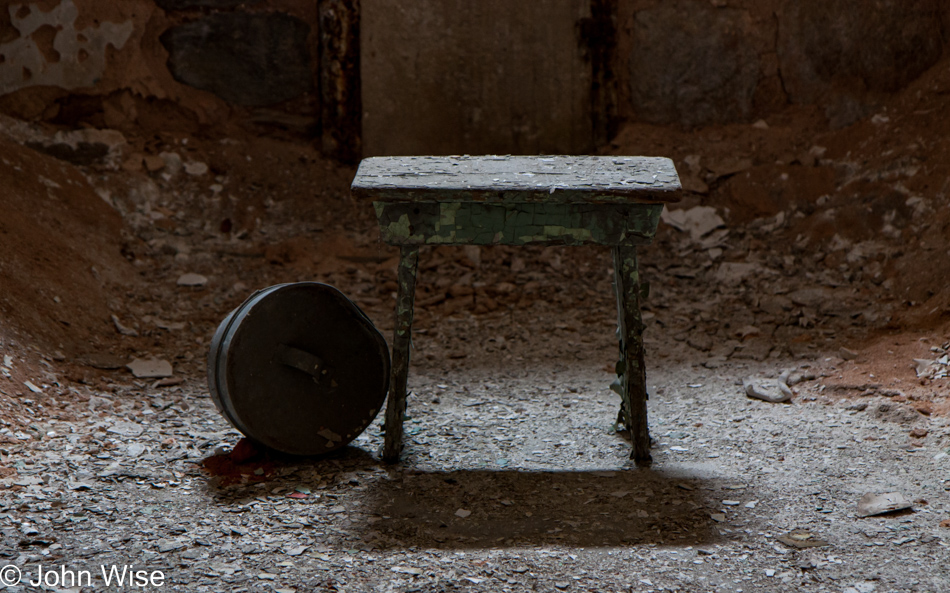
xmin=353 ymin=155 xmax=679 ymax=248
xmin=352 ymin=155 xmax=681 ymax=202
xmin=352 ymin=155 xmax=682 ymax=466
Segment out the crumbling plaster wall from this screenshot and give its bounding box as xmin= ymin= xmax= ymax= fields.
xmin=616 ymin=0 xmax=948 ymax=129
xmin=0 ymin=0 xmax=319 ymax=131
xmin=0 ymin=0 xmax=134 ymax=96
xmin=0 ymin=0 xmax=948 ymax=153
xmin=365 ymin=0 xmax=950 ymax=154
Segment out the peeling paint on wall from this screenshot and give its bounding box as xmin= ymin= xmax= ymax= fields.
xmin=0 ymin=0 xmax=134 ymax=95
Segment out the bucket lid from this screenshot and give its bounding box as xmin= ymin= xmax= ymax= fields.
xmin=208 ymin=282 xmax=390 ymax=455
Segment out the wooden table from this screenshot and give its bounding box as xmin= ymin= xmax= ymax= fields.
xmin=351 ymin=155 xmax=681 ymax=467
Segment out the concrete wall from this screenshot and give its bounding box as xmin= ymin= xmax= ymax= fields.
xmin=0 ymin=0 xmax=947 ymax=156
xmin=615 ymin=0 xmax=946 ymax=129
xmin=361 ymin=0 xmax=593 ymax=157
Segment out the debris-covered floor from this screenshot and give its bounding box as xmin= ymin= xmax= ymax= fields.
xmin=5 ymin=351 xmax=950 ymax=592
xmin=3 ymin=51 xmax=950 ymax=593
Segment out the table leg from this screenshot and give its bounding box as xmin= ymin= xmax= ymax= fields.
xmin=383 ymin=245 xmax=420 ymax=463
xmin=612 ymin=245 xmax=652 ymax=467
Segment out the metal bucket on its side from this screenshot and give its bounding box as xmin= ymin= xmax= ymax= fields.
xmin=208 ymin=282 xmax=390 ymax=456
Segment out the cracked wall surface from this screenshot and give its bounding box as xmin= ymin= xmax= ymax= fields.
xmin=616 ymin=0 xmax=947 ymax=128
xmin=0 ymin=0 xmax=946 ymax=149
xmin=0 ymin=1 xmax=133 ymax=95
xmin=0 ymin=0 xmax=320 ymax=129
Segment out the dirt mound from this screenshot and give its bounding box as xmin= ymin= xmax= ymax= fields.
xmin=608 ymin=53 xmax=950 ymax=337
xmin=0 ymin=137 xmax=134 ymax=354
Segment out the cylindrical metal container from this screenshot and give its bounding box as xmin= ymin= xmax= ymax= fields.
xmin=208 ymin=282 xmax=390 ymax=455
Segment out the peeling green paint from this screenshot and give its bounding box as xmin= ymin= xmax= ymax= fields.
xmin=391 ymin=213 xmax=413 ymax=240
xmin=612 ymin=245 xmax=651 ymax=466
xmin=356 ymin=155 xmax=681 ymax=465
xmin=439 ymin=202 xmax=459 ymax=227
xmin=374 ymin=201 xmax=662 ymax=247
xmin=382 ymin=245 xmax=419 ymax=463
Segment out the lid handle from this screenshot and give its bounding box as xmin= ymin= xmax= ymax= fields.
xmin=277 ymin=344 xmax=327 ymax=379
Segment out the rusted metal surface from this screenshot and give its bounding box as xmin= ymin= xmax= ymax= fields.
xmin=208 ymin=282 xmax=389 ymax=456
xmin=382 ymin=246 xmax=419 ymax=463
xmin=351 ymin=155 xmax=681 ymax=204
